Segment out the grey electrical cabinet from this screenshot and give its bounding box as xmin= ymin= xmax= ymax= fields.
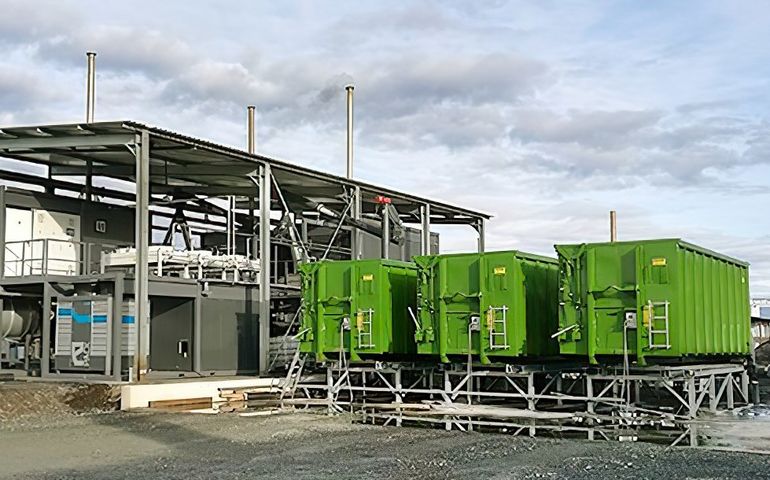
xmin=147 ymin=286 xmax=260 ymax=375
xmin=149 ymin=297 xmax=194 ymax=372
xmin=54 ymin=296 xmax=135 ymax=372
xmin=199 ymin=286 xmax=259 ymax=374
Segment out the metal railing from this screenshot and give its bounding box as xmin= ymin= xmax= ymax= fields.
xmin=3 ymin=239 xmax=117 ymax=277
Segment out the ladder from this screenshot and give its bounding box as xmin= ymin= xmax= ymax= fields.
xmin=487 ymin=305 xmax=509 ymax=350
xmin=280 ymin=345 xmax=307 ymax=402
xmin=356 ymin=308 xmax=375 ymax=349
xmin=646 ymin=300 xmax=671 ymax=349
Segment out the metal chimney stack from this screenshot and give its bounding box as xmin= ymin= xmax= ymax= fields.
xmin=610 ymin=210 xmax=617 ymax=242
xmin=247 ymin=105 xmax=256 ymax=154
xmin=345 ymin=84 xmax=354 ymax=179
xmin=85 ymin=52 xmax=97 ymax=123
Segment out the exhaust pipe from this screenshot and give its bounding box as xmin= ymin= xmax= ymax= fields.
xmin=247 ymin=105 xmax=256 ymax=154
xmin=85 ymin=52 xmax=96 ymax=123
xmin=610 ymin=210 xmax=617 ymax=242
xmin=345 ymin=84 xmax=354 ymax=179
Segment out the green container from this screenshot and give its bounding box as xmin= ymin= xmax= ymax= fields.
xmin=414 ymin=250 xmax=560 ymax=364
xmin=555 ymin=239 xmax=751 ymax=365
xmin=299 ymin=259 xmax=417 ymax=362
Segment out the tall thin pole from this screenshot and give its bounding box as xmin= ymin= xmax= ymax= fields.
xmin=610 ymin=210 xmax=617 ymax=242
xmin=345 ymin=84 xmax=354 ymax=179
xmin=85 ymin=52 xmax=96 ymax=123
xmin=247 ymin=105 xmax=256 ymax=154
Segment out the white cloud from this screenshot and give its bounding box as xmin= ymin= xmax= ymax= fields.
xmin=0 ymin=0 xmax=768 ymax=295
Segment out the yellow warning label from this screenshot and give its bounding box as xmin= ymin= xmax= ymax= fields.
xmin=493 ymin=266 xmax=506 ymax=275
xmin=362 ymin=274 xmax=374 ymax=281
xmin=651 ymin=258 xmax=667 ymax=266
xmin=486 ymin=308 xmax=495 ymax=330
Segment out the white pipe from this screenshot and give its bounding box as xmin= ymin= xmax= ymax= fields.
xmin=345 ymin=84 xmax=354 ymax=179
xmin=247 ymin=105 xmax=256 ymax=154
xmin=610 ymin=210 xmax=617 ymax=242
xmin=86 ymin=52 xmax=96 ymax=123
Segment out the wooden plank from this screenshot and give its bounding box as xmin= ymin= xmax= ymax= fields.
xmin=148 ymin=397 xmax=213 ymax=410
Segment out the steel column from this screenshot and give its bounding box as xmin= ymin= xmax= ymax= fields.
xmin=193 ymin=287 xmax=202 ymax=374
xmin=112 ymin=274 xmax=124 ymax=381
xmin=477 ymin=218 xmax=485 ymax=253
xmin=259 ymin=163 xmax=272 ymax=374
xmin=41 ymin=282 xmax=51 ymax=377
xmin=300 ymin=216 xmax=308 ymax=244
xmin=381 ymin=204 xmax=390 ymax=259
xmin=134 ymin=131 xmax=150 ymax=382
xmin=0 ymin=186 xmax=6 ymax=278
xmin=420 ymin=204 xmax=431 ymax=255
xmin=351 ymin=186 xmax=361 ymax=260
xmin=248 ymin=196 xmax=257 ymax=259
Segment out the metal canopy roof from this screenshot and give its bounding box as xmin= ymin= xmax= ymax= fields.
xmin=0 ymin=121 xmax=489 ymax=224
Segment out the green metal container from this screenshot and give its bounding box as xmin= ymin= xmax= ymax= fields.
xmin=555 ymin=239 xmax=751 ymax=365
xmin=414 ymin=250 xmax=559 ymax=364
xmin=299 ymin=259 xmax=417 ymax=362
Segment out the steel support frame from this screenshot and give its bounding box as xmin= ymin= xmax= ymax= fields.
xmin=293 ymin=361 xmax=753 ymax=446
xmin=319 ymin=187 xmax=356 ymax=261
xmin=270 ymin=172 xmax=310 ymax=263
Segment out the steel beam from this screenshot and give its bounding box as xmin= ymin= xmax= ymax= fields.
xmin=50 ymin=163 xmax=256 ymax=177
xmin=134 ymin=132 xmax=150 ymax=382
xmin=0 ymin=133 xmax=135 ymax=150
xmin=150 ymin=185 xmax=259 ymax=196
xmin=0 ymin=170 xmax=136 ymax=202
xmin=258 ymin=163 xmax=272 ymax=374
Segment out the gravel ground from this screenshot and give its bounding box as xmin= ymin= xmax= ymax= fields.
xmin=2 ymin=410 xmax=770 ymax=480
xmin=0 ymin=380 xmax=119 ymax=424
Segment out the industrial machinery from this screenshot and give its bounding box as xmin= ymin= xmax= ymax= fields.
xmin=414 ymin=250 xmax=559 ymax=363
xmin=0 ymin=188 xmax=266 ymax=379
xmin=299 ymin=259 xmax=417 ymax=361
xmin=555 ymin=239 xmax=752 ymax=365
xmin=0 ymin=121 xmax=483 ymax=381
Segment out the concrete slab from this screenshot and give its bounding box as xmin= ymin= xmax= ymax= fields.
xmin=120 ymin=376 xmax=279 ymax=410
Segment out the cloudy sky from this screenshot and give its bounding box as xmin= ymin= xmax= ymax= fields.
xmin=1 ymin=1 xmax=769 ymax=294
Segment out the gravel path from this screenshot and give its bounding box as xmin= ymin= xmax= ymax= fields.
xmin=2 ymin=411 xmax=769 ymax=480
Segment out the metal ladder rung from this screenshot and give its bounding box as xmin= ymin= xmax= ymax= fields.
xmin=487 ymin=306 xmax=509 ymax=350
xmin=647 ymin=300 xmax=671 ymax=350
xmin=357 ymin=308 xmax=375 ymax=349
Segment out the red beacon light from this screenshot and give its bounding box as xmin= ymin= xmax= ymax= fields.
xmin=374 ymin=195 xmax=392 ymax=205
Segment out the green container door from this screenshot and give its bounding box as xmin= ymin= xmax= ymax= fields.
xmin=299 ymin=259 xmax=417 ymax=362
xmin=414 ymin=251 xmax=559 ymax=363
xmin=555 ymin=239 xmax=752 ymax=365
